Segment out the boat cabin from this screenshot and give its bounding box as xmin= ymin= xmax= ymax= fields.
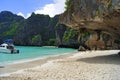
xmin=0 ymin=43 xmax=14 ymax=50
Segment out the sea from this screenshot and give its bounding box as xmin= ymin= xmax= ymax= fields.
xmin=0 ymin=46 xmax=77 ymax=66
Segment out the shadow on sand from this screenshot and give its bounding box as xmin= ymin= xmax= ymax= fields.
xmin=0 ymin=66 xmax=4 ymax=68
xmin=77 ymin=54 xmax=120 ymax=65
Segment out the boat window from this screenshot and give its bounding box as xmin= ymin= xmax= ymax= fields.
xmin=7 ymin=46 xmax=14 ymax=49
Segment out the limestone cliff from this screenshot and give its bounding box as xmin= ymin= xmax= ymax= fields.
xmin=60 ymin=0 xmax=120 ymax=50
xmin=0 ymin=11 xmax=78 ymax=47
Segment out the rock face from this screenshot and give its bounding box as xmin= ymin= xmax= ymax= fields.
xmin=60 ymin=0 xmax=120 ymax=50
xmin=0 ymin=11 xmax=78 ymax=47
xmin=14 ymin=13 xmax=51 ymax=46
xmin=0 ymin=11 xmax=24 ymax=43
xmin=0 ymin=11 xmax=58 ymax=46
xmin=56 ymin=24 xmax=79 ymax=49
xmin=56 ymin=24 xmax=67 ymax=45
xmin=14 ymin=14 xmax=65 ymax=46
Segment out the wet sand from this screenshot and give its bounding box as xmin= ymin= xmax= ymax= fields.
xmin=0 ymin=50 xmax=120 ymax=80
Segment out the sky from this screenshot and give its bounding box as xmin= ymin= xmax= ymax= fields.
xmin=0 ymin=0 xmax=66 ymax=18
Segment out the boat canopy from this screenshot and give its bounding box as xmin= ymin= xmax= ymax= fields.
xmin=4 ymin=39 xmax=14 ymax=44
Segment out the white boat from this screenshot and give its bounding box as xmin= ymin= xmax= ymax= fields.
xmin=0 ymin=43 xmax=19 ymax=53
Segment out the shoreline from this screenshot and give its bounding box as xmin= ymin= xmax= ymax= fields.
xmin=0 ymin=50 xmax=120 ymax=80
xmin=0 ymin=52 xmax=74 ymax=76
xmin=0 ymin=46 xmax=77 ymax=66
xmin=3 ymin=52 xmax=74 ymax=66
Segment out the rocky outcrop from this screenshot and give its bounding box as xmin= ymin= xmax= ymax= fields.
xmin=56 ymin=24 xmax=67 ymax=45
xmin=56 ymin=24 xmax=79 ymax=49
xmin=0 ymin=11 xmax=24 ymax=43
xmin=0 ymin=11 xmax=78 ymax=47
xmin=60 ymin=0 xmax=120 ymax=50
xmin=14 ymin=13 xmax=55 ymax=46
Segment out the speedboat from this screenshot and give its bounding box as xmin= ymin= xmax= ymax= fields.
xmin=0 ymin=43 xmax=19 ymax=53
xmin=0 ymin=39 xmax=19 ymax=53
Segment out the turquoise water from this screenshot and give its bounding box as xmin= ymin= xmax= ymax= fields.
xmin=0 ymin=46 xmax=77 ymax=65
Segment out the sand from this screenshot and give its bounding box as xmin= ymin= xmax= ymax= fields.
xmin=0 ymin=50 xmax=120 ymax=80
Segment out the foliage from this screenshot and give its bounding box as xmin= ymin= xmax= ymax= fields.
xmin=43 ymin=38 xmax=56 ymax=46
xmin=63 ymin=28 xmax=78 ymax=42
xmin=0 ymin=11 xmax=74 ymax=46
xmin=2 ymin=22 xmax=19 ymax=36
xmin=82 ymin=31 xmax=90 ymax=38
xmin=32 ymin=35 xmax=41 ymax=43
xmin=65 ymin=0 xmax=71 ymax=11
xmin=48 ymin=38 xmax=56 ymax=46
xmin=96 ymin=10 xmax=100 ymax=15
xmin=105 ymin=0 xmax=112 ymax=8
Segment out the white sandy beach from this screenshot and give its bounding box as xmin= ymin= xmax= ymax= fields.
xmin=0 ymin=50 xmax=120 ymax=80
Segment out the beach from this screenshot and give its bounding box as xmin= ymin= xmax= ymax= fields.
xmin=0 ymin=50 xmax=120 ymax=80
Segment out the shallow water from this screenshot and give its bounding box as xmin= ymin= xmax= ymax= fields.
xmin=0 ymin=46 xmax=77 ymax=65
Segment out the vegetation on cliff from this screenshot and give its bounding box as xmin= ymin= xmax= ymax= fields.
xmin=63 ymin=28 xmax=78 ymax=43
xmin=0 ymin=11 xmax=24 ymax=42
xmin=0 ymin=11 xmax=78 ymax=48
xmin=1 ymin=0 xmax=120 ymax=50
xmin=65 ymin=0 xmax=70 ymax=10
xmin=60 ymin=0 xmax=120 ymax=50
xmin=2 ymin=22 xmax=19 ymax=36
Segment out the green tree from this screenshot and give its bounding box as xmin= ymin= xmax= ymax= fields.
xmin=65 ymin=0 xmax=70 ymax=11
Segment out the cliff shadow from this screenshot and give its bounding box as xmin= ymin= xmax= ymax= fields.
xmin=77 ymin=54 xmax=120 ymax=65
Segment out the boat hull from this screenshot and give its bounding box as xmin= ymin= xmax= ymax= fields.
xmin=0 ymin=48 xmax=19 ymax=54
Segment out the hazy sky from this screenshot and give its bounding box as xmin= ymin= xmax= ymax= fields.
xmin=0 ymin=0 xmax=66 ymax=18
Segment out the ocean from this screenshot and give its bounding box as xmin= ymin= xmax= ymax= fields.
xmin=0 ymin=46 xmax=77 ymax=65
